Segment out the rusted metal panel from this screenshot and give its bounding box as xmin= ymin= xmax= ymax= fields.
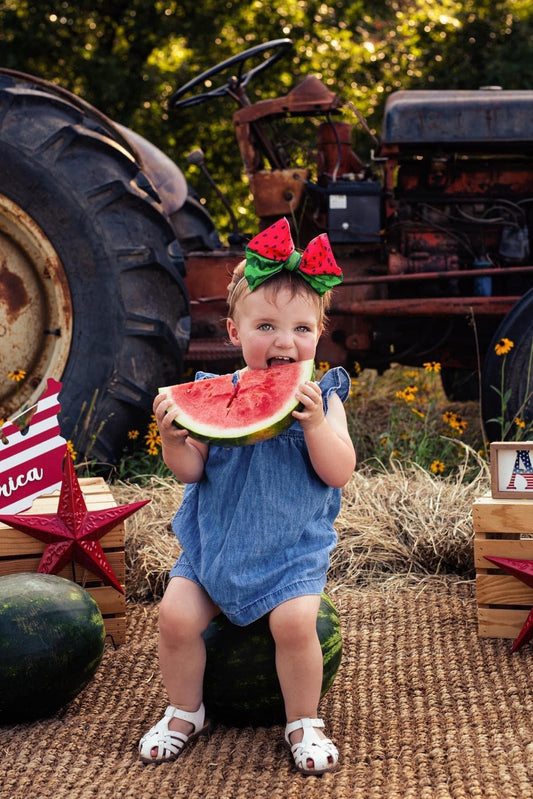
xmin=341 ymin=264 xmax=533 ymax=286
xmin=333 ymin=295 xmax=519 ymax=317
xmin=184 ymin=251 xmax=243 ymax=358
xmin=249 ymin=169 xmax=309 ymax=217
xmin=184 ymin=251 xmax=243 ymax=301
xmin=1 ymin=257 xmax=30 ymax=323
xmin=397 ymin=161 xmax=533 ymax=197
xmin=232 ymin=75 xmax=342 ymax=126
xmin=388 ymin=251 xmax=460 ymax=275
xmin=185 ymin=338 xmax=241 ymax=363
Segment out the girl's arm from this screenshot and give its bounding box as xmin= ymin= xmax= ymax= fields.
xmin=293 ymin=381 xmax=356 ymax=488
xmin=153 ymin=392 xmax=208 ymax=483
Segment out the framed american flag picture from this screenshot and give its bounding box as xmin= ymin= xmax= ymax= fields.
xmin=490 ymin=442 xmax=533 ymax=499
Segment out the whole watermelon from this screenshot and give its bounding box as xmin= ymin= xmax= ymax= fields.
xmin=202 ymin=593 xmax=342 ymax=727
xmin=0 ymin=572 xmax=106 ymax=722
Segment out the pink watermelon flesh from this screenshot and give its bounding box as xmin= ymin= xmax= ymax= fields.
xmin=159 ymin=359 xmax=315 ymax=446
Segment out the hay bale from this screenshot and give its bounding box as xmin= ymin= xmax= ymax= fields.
xmin=113 ymin=476 xmax=184 ymax=601
xmin=331 ymin=452 xmax=489 ymax=589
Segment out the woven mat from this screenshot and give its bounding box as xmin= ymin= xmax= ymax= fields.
xmin=2 ymin=582 xmax=533 ymax=799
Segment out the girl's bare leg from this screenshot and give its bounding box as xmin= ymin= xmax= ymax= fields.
xmin=270 ymin=595 xmax=338 ymax=771
xmin=157 ymin=576 xmax=219 ymax=741
xmin=269 ymin=594 xmax=324 ymax=737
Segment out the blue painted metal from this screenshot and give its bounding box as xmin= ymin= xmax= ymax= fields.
xmin=381 ymin=90 xmax=533 ymax=145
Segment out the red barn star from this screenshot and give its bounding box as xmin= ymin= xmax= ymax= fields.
xmin=0 ymin=455 xmax=149 ymax=594
xmin=484 ymin=555 xmax=533 ymax=653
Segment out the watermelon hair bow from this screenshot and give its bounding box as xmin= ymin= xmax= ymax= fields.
xmin=244 ymin=217 xmax=343 ymax=296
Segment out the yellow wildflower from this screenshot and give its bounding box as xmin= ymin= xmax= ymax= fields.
xmin=515 ymin=417 xmax=526 ymax=429
xmin=8 ymin=369 xmax=26 ymax=383
xmin=423 ymin=361 xmax=441 ymax=373
xmin=494 ymin=338 xmax=514 ymax=356
xmin=145 ymin=415 xmax=161 ymax=455
xmin=145 ymin=435 xmax=161 ymax=457
xmin=128 ymin=429 xmax=140 ymax=440
xmin=442 ymin=410 xmax=467 ymax=434
xmin=318 ymin=361 xmax=330 ymax=373
xmin=396 ymin=385 xmax=418 ymax=403
xmin=411 ymin=408 xmax=425 ymax=418
xmin=353 ymin=361 xmax=362 ymax=375
xmin=66 ymin=440 xmax=77 ymax=461
xmin=430 ymin=460 xmax=445 ymax=474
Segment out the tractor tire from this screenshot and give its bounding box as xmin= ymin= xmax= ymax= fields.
xmin=481 ymin=288 xmax=533 ymax=442
xmin=0 ymin=74 xmax=189 ymax=465
xmin=440 ymin=367 xmax=480 ymax=402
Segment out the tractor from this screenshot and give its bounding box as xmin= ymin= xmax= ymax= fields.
xmin=1 ymin=38 xmax=532 ymax=464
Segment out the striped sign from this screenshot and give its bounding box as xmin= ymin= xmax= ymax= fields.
xmin=0 ymin=379 xmax=67 ymax=513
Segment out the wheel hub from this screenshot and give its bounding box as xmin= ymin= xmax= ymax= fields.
xmin=0 ymin=193 xmax=72 ymax=422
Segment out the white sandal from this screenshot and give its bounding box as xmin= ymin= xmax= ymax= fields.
xmin=139 ymin=703 xmax=209 ymax=764
xmin=285 ymin=717 xmax=339 ymax=775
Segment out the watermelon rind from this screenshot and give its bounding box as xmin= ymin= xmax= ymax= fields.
xmin=159 ymin=359 xmax=315 ymax=447
xmin=202 ymin=592 xmax=342 ymax=727
xmin=317 ymin=592 xmax=343 ymax=695
xmin=0 ymin=572 xmax=106 ymax=722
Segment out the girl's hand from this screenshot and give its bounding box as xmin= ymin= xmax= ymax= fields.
xmin=292 ymin=381 xmax=326 ymax=430
xmin=153 ymin=392 xmax=208 ymax=482
xmin=153 ymin=392 xmax=189 ymax=448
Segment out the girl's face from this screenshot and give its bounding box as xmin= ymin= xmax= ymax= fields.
xmin=226 ymin=285 xmax=323 ymax=370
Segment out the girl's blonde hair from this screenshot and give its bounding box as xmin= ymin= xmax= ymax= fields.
xmin=227 ymin=260 xmax=332 ymax=326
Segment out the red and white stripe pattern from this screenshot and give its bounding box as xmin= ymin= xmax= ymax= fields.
xmin=506 ymin=449 xmax=533 ymax=491
xmin=0 ymin=378 xmax=67 ymax=513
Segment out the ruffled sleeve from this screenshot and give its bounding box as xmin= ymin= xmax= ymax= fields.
xmin=194 ymin=370 xmax=218 ymax=381
xmin=319 ymin=366 xmax=351 ymax=411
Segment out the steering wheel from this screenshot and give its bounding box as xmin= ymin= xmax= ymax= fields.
xmin=169 ymin=39 xmax=293 ymax=110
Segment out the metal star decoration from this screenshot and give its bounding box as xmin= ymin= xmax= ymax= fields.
xmin=0 ymin=454 xmax=149 ymax=594
xmin=485 ymin=555 xmax=533 ymax=653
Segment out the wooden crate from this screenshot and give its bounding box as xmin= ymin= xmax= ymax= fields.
xmin=0 ymin=477 xmax=126 ymax=645
xmin=473 ymin=494 xmax=533 ymax=639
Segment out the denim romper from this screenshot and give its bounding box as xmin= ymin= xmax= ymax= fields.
xmin=169 ymin=366 xmax=351 ymax=626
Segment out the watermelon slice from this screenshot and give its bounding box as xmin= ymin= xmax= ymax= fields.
xmin=159 ymin=359 xmax=315 ymax=446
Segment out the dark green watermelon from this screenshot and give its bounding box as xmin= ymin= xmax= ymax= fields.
xmin=0 ymin=572 xmax=106 ymax=722
xmin=202 ymin=593 xmax=342 ymax=727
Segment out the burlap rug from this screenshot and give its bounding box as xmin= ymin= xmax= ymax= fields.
xmin=1 ymin=581 xmax=533 ymax=799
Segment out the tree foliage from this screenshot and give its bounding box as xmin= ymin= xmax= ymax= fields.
xmin=1 ymin=0 xmax=532 ymax=237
